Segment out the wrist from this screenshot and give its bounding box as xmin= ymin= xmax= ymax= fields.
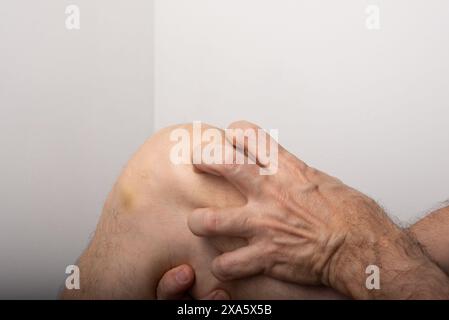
xmin=325 ymin=220 xmax=401 ymax=298
xmin=325 ymin=212 xmax=449 ymax=299
xmin=320 ymin=197 xmax=393 ymax=294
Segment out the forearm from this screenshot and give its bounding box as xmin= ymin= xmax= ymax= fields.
xmin=408 ymin=204 xmax=449 ymax=274
xmin=327 ymin=204 xmax=449 ymax=299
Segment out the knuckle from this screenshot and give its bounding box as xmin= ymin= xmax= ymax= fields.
xmin=305 ymin=166 xmax=320 ymax=180
xmin=261 ymin=250 xmax=275 ymax=272
xmin=274 ymin=188 xmax=291 ymax=206
xmin=262 ymin=243 xmax=280 ymax=273
xmin=249 ymin=216 xmax=267 ymax=233
xmin=325 ymin=181 xmax=345 ymax=193
xmin=299 ymin=182 xmax=319 ymax=194
xmin=243 ymin=215 xmax=256 ymax=231
xmin=288 ymin=159 xmax=308 ymax=177
xmin=260 ymin=181 xmax=276 ymax=196
xmin=265 ymin=241 xmax=279 ymax=257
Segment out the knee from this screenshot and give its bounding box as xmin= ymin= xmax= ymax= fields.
xmin=108 ymin=122 xmax=235 ymax=215
xmin=135 ymin=122 xmax=224 ymax=186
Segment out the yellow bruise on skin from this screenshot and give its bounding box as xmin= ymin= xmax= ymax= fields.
xmin=119 ymin=185 xmax=135 ymax=212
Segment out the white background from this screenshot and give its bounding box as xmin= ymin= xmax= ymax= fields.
xmin=155 ymin=0 xmax=449 ymax=222
xmin=1 ymin=0 xmax=449 ymax=298
xmin=0 ymin=1 xmax=154 ymax=298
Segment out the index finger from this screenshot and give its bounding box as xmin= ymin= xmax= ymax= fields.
xmin=188 ymin=207 xmax=253 ymax=238
xmin=193 ymin=143 xmax=263 ymax=196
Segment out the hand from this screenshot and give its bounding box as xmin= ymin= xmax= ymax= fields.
xmin=188 ymin=120 xmax=374 ymax=286
xmin=187 ymin=120 xmax=449 ymax=299
xmin=156 ymin=264 xmax=230 ymax=300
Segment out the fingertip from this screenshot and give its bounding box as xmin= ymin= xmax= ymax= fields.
xmin=175 ymin=265 xmax=195 ymax=286
xmin=188 ymin=207 xmax=216 ymax=236
xmin=157 ymin=264 xmax=195 ymax=299
xmin=227 ymin=120 xmax=260 ymax=131
xmin=211 ymin=256 xmax=232 ymax=282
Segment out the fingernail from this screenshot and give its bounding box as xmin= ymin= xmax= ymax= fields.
xmin=175 ymin=268 xmax=190 ymax=284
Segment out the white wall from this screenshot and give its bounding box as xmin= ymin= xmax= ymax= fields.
xmin=0 ymin=1 xmax=154 ymax=298
xmin=154 ymin=0 xmax=449 ymax=222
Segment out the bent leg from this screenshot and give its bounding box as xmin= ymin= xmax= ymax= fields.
xmin=61 ymin=123 xmax=449 ymax=299
xmin=60 ymin=123 xmax=343 ymax=299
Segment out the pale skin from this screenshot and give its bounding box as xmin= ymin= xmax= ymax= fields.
xmin=62 ymin=122 xmax=449 ymax=299
xmin=61 ymin=123 xmax=343 ymax=299
xmin=187 ymin=120 xmax=449 ymax=299
xmin=160 ymin=204 xmax=449 ymax=299
xmin=156 ymin=264 xmax=229 ymax=300
xmin=159 ymin=204 xmax=449 ymax=300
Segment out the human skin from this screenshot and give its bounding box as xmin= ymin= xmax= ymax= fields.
xmin=61 ymin=122 xmax=449 ymax=300
xmin=60 ymin=123 xmax=343 ymax=299
xmin=188 ymin=121 xmax=449 ymax=299
xmin=409 ymin=205 xmax=449 ymax=274
xmin=158 ymin=205 xmax=449 ymax=300
xmin=156 ymin=264 xmax=230 ymax=300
